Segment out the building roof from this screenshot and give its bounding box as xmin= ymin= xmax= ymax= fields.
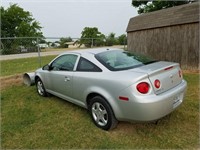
xmin=126 ymin=2 xmax=199 ymax=32
xmin=65 ymin=41 xmax=75 ymax=45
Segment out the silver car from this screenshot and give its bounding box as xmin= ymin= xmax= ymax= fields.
xmin=34 ymin=48 xmax=187 ymax=130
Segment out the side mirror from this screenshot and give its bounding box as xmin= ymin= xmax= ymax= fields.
xmin=42 ymin=64 xmax=52 ymax=71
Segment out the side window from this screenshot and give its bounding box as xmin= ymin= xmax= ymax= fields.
xmin=51 ymin=54 xmax=78 ymax=71
xmin=77 ymin=57 xmax=102 ymax=72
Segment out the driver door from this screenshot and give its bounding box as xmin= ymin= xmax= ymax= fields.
xmin=47 ymin=54 xmax=78 ymax=98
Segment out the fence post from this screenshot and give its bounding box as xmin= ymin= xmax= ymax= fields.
xmin=124 ymin=37 xmax=126 ymax=50
xmin=91 ymin=38 xmax=93 ymax=48
xmin=37 ymin=37 xmax=41 ymax=67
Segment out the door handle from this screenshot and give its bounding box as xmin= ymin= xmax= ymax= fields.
xmin=64 ymin=76 xmax=70 ymax=81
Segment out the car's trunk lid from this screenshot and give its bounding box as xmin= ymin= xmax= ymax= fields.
xmin=133 ymin=61 xmax=182 ymax=95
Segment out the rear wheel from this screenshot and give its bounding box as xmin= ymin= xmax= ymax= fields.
xmin=89 ymin=96 xmax=118 ymax=130
xmin=36 ymin=78 xmax=48 ymax=97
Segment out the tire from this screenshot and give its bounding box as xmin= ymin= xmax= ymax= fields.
xmin=36 ymin=78 xmax=48 ymax=97
xmin=89 ymin=96 xmax=118 ymax=130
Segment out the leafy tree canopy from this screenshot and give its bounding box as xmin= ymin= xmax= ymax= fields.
xmin=1 ymin=4 xmax=43 ymax=37
xmin=132 ymin=0 xmax=195 ymax=14
xmin=105 ymin=32 xmax=117 ymax=46
xmin=118 ymin=34 xmax=127 ymax=45
xmin=80 ymin=27 xmax=105 ymax=47
xmin=59 ymin=37 xmax=72 ymax=48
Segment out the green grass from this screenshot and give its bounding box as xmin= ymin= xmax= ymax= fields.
xmin=1 ymin=55 xmax=56 ymax=77
xmin=0 ymin=46 xmax=128 ymax=77
xmin=1 ymin=73 xmax=199 ymax=149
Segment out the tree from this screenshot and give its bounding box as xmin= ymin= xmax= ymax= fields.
xmin=105 ymin=32 xmax=117 ymax=46
xmin=80 ymin=27 xmax=105 ymax=47
xmin=59 ymin=37 xmax=72 ymax=48
xmin=1 ymin=4 xmax=43 ymax=37
xmin=39 ymin=39 xmax=47 ymax=44
xmin=132 ymin=0 xmax=194 ymax=14
xmin=94 ymin=34 xmax=106 ymax=47
xmin=1 ymin=4 xmax=43 ymax=54
xmin=117 ymin=34 xmax=127 ymax=45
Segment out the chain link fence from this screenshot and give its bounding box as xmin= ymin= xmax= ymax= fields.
xmin=1 ymin=37 xmax=38 ymax=55
xmin=0 ymin=37 xmax=127 ymax=55
xmin=0 ymin=37 xmax=127 ymax=69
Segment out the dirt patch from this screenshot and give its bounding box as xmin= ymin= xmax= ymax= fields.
xmin=0 ymin=74 xmax=23 ymax=90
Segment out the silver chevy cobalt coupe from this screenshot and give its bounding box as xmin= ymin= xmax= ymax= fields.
xmin=35 ymin=48 xmax=187 ymax=130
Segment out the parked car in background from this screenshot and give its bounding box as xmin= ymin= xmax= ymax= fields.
xmin=33 ymin=48 xmax=187 ymax=130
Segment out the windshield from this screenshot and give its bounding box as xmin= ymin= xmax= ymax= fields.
xmin=95 ymin=50 xmax=156 ymax=71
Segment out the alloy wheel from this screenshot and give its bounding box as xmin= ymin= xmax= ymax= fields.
xmin=91 ymin=102 xmax=108 ymax=126
xmin=37 ymin=80 xmax=44 ymax=96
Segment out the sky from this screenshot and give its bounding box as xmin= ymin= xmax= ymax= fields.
xmin=1 ymin=0 xmax=138 ymax=38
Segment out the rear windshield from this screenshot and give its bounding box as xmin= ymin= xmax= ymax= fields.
xmin=95 ymin=50 xmax=156 ymax=71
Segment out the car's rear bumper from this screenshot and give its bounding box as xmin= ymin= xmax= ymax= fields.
xmin=115 ymin=80 xmax=187 ymax=122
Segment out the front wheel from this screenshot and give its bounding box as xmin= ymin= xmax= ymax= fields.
xmin=36 ymin=78 xmax=48 ymax=97
xmin=89 ymin=96 xmax=118 ymax=130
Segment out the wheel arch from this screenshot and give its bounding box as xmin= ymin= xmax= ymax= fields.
xmin=86 ymin=92 xmax=106 ymax=107
xmin=35 ymin=75 xmax=40 ymax=84
xmin=34 ymin=72 xmax=45 ymax=83
xmin=35 ymin=74 xmax=45 ymax=87
xmin=85 ymin=89 xmax=122 ymax=120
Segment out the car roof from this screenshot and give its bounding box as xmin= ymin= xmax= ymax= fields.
xmin=61 ymin=47 xmax=123 ymax=56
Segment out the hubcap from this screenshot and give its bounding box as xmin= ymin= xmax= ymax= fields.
xmin=37 ymin=81 xmax=44 ymax=95
xmin=92 ymin=102 xmax=108 ymax=126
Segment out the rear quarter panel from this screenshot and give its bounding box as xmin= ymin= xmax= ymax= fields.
xmin=72 ymin=71 xmax=148 ymax=118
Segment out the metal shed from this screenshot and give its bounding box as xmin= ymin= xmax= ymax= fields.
xmin=126 ymin=2 xmax=199 ymax=70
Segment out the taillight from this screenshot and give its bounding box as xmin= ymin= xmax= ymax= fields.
xmin=136 ymin=82 xmax=150 ymax=94
xmin=179 ymin=70 xmax=182 ymax=78
xmin=154 ymin=79 xmax=161 ymax=89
